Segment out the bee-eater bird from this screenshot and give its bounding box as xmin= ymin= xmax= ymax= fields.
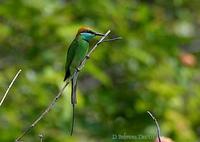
xmin=64 ymin=27 xmax=104 ymax=135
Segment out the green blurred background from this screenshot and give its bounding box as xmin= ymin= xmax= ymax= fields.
xmin=0 ymin=0 xmax=200 ymax=141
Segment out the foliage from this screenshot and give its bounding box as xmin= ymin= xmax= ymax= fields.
xmin=0 ymin=0 xmax=200 ymax=141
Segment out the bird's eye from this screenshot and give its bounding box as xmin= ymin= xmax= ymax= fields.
xmin=86 ymin=30 xmax=95 ymax=34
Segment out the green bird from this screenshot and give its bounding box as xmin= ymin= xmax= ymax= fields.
xmin=64 ymin=27 xmax=104 ymax=135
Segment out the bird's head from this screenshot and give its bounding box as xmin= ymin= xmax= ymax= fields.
xmin=77 ymin=27 xmax=104 ymax=41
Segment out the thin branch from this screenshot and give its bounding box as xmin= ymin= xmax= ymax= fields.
xmin=0 ymin=69 xmax=22 ymax=106
xmin=15 ymin=82 xmax=69 ymax=142
xmin=147 ymin=111 xmax=161 ymax=142
xmin=15 ymin=30 xmax=120 ymax=141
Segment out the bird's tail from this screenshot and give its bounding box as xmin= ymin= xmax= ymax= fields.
xmin=71 ymin=72 xmax=78 ymax=104
xmin=70 ymin=71 xmax=78 ymax=135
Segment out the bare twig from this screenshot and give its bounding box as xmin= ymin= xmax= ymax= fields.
xmin=147 ymin=111 xmax=161 ymax=142
xmin=0 ymin=69 xmax=22 ymax=106
xmin=16 ymin=30 xmax=120 ymax=141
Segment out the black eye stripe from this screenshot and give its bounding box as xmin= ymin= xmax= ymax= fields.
xmin=82 ymin=30 xmax=94 ymax=34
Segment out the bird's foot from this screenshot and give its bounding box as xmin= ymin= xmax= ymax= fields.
xmin=86 ymin=55 xmax=90 ymax=59
xmin=76 ymin=67 xmax=81 ymax=71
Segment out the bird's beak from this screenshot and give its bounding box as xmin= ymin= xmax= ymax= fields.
xmin=94 ymin=32 xmax=105 ymax=36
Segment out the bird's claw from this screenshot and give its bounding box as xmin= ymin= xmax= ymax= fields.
xmin=86 ymin=55 xmax=90 ymax=59
xmin=76 ymin=67 xmax=81 ymax=71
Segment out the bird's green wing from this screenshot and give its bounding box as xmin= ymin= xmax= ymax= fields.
xmin=64 ymin=39 xmax=78 ymax=81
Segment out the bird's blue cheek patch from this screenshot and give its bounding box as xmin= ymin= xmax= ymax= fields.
xmin=81 ymin=33 xmax=95 ymax=40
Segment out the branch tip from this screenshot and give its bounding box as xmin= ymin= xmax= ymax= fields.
xmin=147 ymin=111 xmax=161 ymax=142
xmin=0 ymin=69 xmax=22 ymax=106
